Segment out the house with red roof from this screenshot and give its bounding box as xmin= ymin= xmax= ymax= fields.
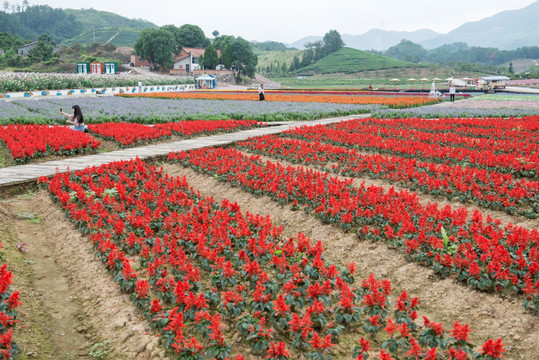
xmin=173 ymin=47 xmax=222 ymax=73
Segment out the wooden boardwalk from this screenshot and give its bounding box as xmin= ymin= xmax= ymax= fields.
xmin=0 ymin=115 xmax=367 ymax=189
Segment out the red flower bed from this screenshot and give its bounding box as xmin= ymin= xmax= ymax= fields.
xmin=39 ymin=159 xmax=505 ymax=359
xmin=87 ymin=123 xmax=172 ymax=147
xmin=237 ymin=135 xmax=539 ymax=218
xmin=0 ymin=125 xmax=101 ymax=162
xmin=284 ymin=117 xmax=539 ymax=178
xmin=169 ymin=148 xmax=539 ymax=310
xmin=154 ymin=119 xmax=263 ymax=137
xmin=88 ymin=120 xmax=263 ymax=147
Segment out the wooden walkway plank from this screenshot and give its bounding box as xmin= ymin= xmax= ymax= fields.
xmin=0 ymin=115 xmax=367 ymax=189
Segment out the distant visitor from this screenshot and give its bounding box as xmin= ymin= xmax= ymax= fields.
xmin=258 ymin=84 xmax=265 ymax=101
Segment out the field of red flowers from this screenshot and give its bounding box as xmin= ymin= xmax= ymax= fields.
xmin=1 ymin=113 xmax=537 ymax=359
xmin=38 ymin=158 xmax=510 ymax=359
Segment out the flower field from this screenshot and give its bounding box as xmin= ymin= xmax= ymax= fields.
xmin=0 ymin=124 xmax=101 ymax=162
xmin=0 ymin=97 xmax=378 ymax=124
xmin=122 ymin=92 xmax=440 ymax=108
xmin=373 ymin=96 xmax=539 ymax=118
xmin=38 ymin=158 xmax=507 ymax=359
xmin=0 ymin=72 xmax=192 ymax=93
xmin=87 ymin=120 xmax=263 ymax=147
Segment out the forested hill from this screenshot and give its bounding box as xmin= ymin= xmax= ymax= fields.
xmin=0 ymin=5 xmax=157 ymax=46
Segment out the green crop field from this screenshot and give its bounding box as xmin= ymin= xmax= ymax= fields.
xmin=297 ymin=47 xmax=423 ymax=74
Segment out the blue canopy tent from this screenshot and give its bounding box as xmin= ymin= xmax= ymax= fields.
xmin=195 ymin=74 xmax=216 ymax=89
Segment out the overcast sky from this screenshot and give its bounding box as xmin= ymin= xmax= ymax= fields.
xmin=28 ymin=0 xmax=537 ymax=43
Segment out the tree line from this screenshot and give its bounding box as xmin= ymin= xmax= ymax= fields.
xmin=382 ymin=39 xmax=539 ymax=69
xmin=289 ymin=30 xmax=344 ymax=72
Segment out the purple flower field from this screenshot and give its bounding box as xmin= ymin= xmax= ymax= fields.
xmin=0 ymin=97 xmax=380 ymax=124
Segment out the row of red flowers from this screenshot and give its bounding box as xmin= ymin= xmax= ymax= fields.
xmin=0 ymin=125 xmax=101 ymax=163
xmin=328 ymin=117 xmax=538 ymax=157
xmin=0 ymin=253 xmax=22 ymax=358
xmin=87 ymin=120 xmax=264 ymax=148
xmin=0 ymin=121 xmax=263 ymax=161
xmin=169 ymin=148 xmax=539 ymax=311
xmin=364 ymin=117 xmax=539 ymax=142
xmin=39 ymin=159 xmax=505 ymax=359
xmin=236 ymin=135 xmax=539 ymax=218
xmin=284 ymin=120 xmax=538 ymax=179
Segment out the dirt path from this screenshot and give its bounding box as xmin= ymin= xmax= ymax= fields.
xmin=161 ymin=163 xmax=538 ymax=360
xmin=0 ymin=192 xmax=168 ymax=360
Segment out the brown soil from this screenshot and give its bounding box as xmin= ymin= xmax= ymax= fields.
xmin=0 ymin=192 xmax=168 ymax=360
xmin=161 ymin=162 xmax=539 ymax=360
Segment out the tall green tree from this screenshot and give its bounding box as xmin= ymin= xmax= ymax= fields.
xmin=222 ymin=43 xmax=232 ymax=69
xmin=177 ymin=24 xmax=210 ymax=48
xmin=213 ymin=35 xmax=235 ymax=50
xmin=203 ymin=43 xmax=219 ymax=69
xmin=28 ymin=34 xmax=54 ymax=62
xmin=212 ymin=30 xmax=219 ymax=38
xmin=230 ymin=37 xmax=257 ymax=78
xmin=134 ymin=28 xmax=175 ymax=70
xmin=160 ymin=24 xmax=182 ymax=53
xmin=322 ymin=29 xmax=344 ymax=55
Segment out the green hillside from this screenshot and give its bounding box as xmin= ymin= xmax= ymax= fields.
xmin=297 ymin=47 xmax=422 ymax=74
xmin=64 ymin=8 xmax=157 ymax=31
xmin=63 ymin=27 xmax=144 ymax=47
xmin=256 ymin=49 xmax=303 ymax=69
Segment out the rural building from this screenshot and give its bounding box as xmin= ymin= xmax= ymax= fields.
xmin=17 ymin=41 xmax=59 ymax=56
xmin=90 ymin=62 xmax=104 ymax=74
xmin=172 ymin=47 xmax=222 ymax=73
xmin=77 ymin=62 xmax=90 ymax=74
xmin=130 ymin=54 xmax=150 ymax=67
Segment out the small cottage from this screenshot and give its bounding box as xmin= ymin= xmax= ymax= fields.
xmin=173 ymin=47 xmax=221 ymax=73
xmin=90 ymin=62 xmax=105 ymax=74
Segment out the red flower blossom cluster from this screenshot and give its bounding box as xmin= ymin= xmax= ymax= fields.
xmin=40 ymin=158 xmax=506 ymax=358
xmin=0 ymin=124 xmax=101 ymax=162
xmin=169 ymin=147 xmax=539 ymax=310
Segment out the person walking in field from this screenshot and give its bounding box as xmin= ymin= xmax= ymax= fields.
xmin=258 ymin=84 xmax=265 ymax=101
xmin=449 ymin=84 xmax=456 ymax=102
xmin=60 ymin=105 xmax=86 ymax=132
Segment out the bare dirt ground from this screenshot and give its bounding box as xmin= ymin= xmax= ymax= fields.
xmin=0 ymin=192 xmax=168 ymax=360
xmin=161 ymin=162 xmax=539 ymax=360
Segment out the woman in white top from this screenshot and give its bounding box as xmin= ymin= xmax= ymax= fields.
xmin=258 ymin=84 xmax=265 ymax=101
xmin=60 ymin=105 xmax=86 ymax=132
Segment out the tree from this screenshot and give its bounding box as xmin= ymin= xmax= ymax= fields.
xmin=290 ymin=55 xmax=300 ymax=71
xmin=508 ymin=61 xmax=514 ymax=74
xmin=134 ymin=28 xmax=175 ymax=70
xmin=203 ymin=43 xmax=219 ymax=69
xmin=222 ymin=43 xmax=232 ymax=69
xmin=300 ymin=48 xmax=314 ymax=67
xmin=213 ymin=35 xmax=235 ymax=50
xmin=28 ymin=34 xmax=54 ymax=62
xmin=230 ymin=37 xmax=257 ymax=78
xmin=322 ymin=30 xmax=344 ymax=55
xmin=160 ymin=24 xmax=182 ymax=53
xmin=177 ymin=24 xmax=210 ymax=48
xmin=3 ymin=1 xmax=9 ymax=12
xmin=212 ymin=30 xmax=219 ymax=38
